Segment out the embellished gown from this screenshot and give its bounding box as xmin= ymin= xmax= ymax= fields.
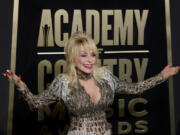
xmin=20 ymin=69 xmax=166 ymax=135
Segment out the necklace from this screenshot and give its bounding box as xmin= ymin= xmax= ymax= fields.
xmin=77 ymin=71 xmax=93 ymax=80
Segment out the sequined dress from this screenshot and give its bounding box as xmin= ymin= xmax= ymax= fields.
xmin=20 ymin=69 xmax=166 ymax=135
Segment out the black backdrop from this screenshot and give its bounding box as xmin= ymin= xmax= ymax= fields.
xmin=0 ymin=0 xmax=180 ymax=135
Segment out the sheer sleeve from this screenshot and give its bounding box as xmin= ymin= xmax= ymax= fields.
xmin=19 ymin=74 xmax=69 ymax=110
xmin=103 ymin=69 xmax=167 ymax=94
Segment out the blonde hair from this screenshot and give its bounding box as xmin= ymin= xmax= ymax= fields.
xmin=64 ymin=31 xmax=103 ymax=88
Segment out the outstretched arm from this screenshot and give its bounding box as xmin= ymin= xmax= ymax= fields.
xmin=104 ymin=64 xmax=180 ymax=94
xmin=2 ymin=70 xmax=63 ymax=110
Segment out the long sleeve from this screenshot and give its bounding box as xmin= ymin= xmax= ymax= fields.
xmin=19 ymin=74 xmax=67 ymax=110
xmin=103 ymin=69 xmax=167 ymax=94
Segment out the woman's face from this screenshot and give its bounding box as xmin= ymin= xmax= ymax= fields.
xmin=75 ymin=46 xmax=96 ymax=74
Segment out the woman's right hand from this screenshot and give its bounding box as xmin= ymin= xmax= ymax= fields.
xmin=2 ymin=70 xmax=25 ymax=91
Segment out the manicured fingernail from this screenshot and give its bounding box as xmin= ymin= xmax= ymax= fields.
xmin=19 ymin=74 xmax=21 ymax=79
xmin=10 ymin=71 xmax=14 ymax=75
xmin=178 ymin=67 xmax=180 ymax=70
xmin=6 ymin=69 xmax=10 ymax=73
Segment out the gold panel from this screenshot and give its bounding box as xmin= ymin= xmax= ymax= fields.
xmin=7 ymin=0 xmax=19 ymax=135
xmin=165 ymin=0 xmax=175 ymax=135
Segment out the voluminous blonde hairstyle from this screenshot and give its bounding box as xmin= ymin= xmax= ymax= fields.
xmin=64 ymin=31 xmax=104 ymax=88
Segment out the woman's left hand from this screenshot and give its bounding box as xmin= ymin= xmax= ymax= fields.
xmin=161 ymin=64 xmax=180 ymax=79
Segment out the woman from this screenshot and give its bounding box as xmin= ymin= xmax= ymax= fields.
xmin=2 ymin=32 xmax=180 ymax=135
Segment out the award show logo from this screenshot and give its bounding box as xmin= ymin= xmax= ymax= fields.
xmin=8 ymin=0 xmax=174 ymax=135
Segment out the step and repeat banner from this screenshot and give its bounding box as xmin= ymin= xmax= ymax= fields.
xmin=8 ymin=0 xmax=174 ymax=135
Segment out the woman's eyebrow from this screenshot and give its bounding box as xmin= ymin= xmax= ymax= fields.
xmin=79 ymin=51 xmax=88 ymax=53
xmin=79 ymin=49 xmax=93 ymax=54
xmin=80 ymin=51 xmax=86 ymax=53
